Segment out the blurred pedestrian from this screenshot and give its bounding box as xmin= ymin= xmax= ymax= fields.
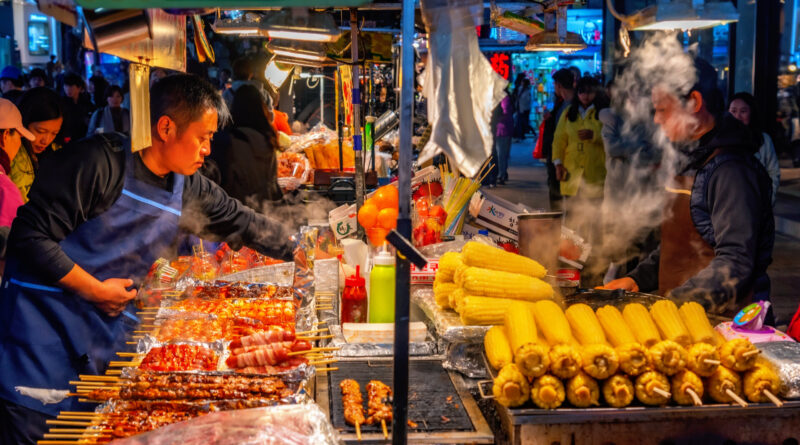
xmin=12 ymin=87 xmax=64 ymax=202
xmin=88 ymin=74 xmax=110 ymax=109
xmin=514 ymin=77 xmax=532 ymax=140
xmin=541 ymin=68 xmax=575 ymax=211
xmin=211 ymin=84 xmax=282 ymax=205
xmin=60 ymin=73 xmax=95 ymax=142
xmin=728 ymin=92 xmax=780 ymax=206
xmin=0 ymin=98 xmax=34 ymax=259
xmin=87 ymin=85 xmax=130 ymax=136
xmin=495 ymin=91 xmax=514 ymax=185
xmin=0 ymin=66 xmax=24 ymax=103
xmin=28 ymin=69 xmax=48 ymax=89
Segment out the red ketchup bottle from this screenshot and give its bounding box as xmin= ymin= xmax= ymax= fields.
xmin=341 ymin=266 xmax=367 ymax=323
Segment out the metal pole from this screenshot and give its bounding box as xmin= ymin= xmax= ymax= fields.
xmin=320 ymin=76 xmax=325 ymax=127
xmin=351 ymin=9 xmax=365 ymax=223
xmin=392 ymin=0 xmax=414 ymax=442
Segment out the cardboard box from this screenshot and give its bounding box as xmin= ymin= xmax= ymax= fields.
xmin=461 ymin=223 xmax=518 ymax=247
xmin=473 ymin=191 xmax=534 ymax=240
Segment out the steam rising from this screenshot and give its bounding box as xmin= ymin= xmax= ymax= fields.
xmin=586 ymin=33 xmax=702 ymax=277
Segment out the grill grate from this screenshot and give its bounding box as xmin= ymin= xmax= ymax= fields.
xmin=329 ymin=360 xmax=474 ymax=433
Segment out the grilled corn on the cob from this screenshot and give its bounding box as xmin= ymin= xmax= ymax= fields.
xmin=648 ymin=340 xmax=688 ymax=376
xmin=461 ymin=267 xmax=554 ymax=302
xmin=708 ymin=365 xmax=744 ymax=404
xmin=602 ymin=374 xmax=634 ymax=408
xmin=566 ymin=303 xmax=608 ymax=346
xmin=686 ymin=342 xmax=720 ymax=377
xmin=679 ymin=301 xmax=717 ymax=345
xmin=548 ymin=344 xmax=582 ymax=379
xmin=616 ymin=343 xmax=649 ymax=376
xmin=492 ymin=364 xmax=530 ymax=407
xmin=719 ymin=338 xmax=759 ymax=372
xmin=484 ymin=326 xmax=513 ymax=370
xmin=650 ymin=300 xmax=692 ymax=347
xmin=596 ymin=305 xmax=637 ymax=347
xmin=436 ymin=252 xmax=464 ymax=282
xmin=566 ymin=371 xmax=599 ymax=408
xmin=622 ymin=303 xmax=662 ymax=348
xmin=530 ymin=375 xmax=565 ymax=409
xmin=580 ymin=344 xmax=619 ymax=380
xmin=461 ymin=241 xmax=547 ymax=278
xmin=534 ymin=300 xmax=572 ymax=346
xmin=743 ymin=360 xmax=781 ymax=403
xmin=635 ymin=371 xmax=671 ymax=406
xmin=459 ymin=296 xmax=520 ymax=326
xmin=671 ymin=370 xmax=704 ymax=406
xmin=433 ymin=280 xmax=458 ymax=309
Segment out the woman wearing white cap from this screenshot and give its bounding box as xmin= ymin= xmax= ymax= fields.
xmin=0 ymin=98 xmax=35 ymax=260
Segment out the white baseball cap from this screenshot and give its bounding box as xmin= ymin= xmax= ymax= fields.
xmin=0 ymin=98 xmax=35 ymax=141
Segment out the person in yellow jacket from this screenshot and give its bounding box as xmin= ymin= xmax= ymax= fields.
xmin=552 ymin=76 xmax=607 ymax=286
xmin=553 ymin=76 xmax=606 ymax=199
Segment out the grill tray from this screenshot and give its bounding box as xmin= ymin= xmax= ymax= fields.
xmin=328 ymin=360 xmax=474 ymax=433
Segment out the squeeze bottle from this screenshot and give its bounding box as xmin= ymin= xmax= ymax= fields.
xmin=369 ymin=250 xmax=396 ymax=323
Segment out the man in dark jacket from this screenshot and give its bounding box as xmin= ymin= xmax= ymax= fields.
xmin=541 ymin=68 xmax=574 ymax=211
xmin=604 ymin=59 xmax=774 ymax=318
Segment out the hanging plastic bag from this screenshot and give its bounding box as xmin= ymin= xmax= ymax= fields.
xmin=417 ymin=0 xmax=508 ymax=178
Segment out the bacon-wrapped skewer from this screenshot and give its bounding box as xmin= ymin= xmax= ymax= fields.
xmin=366 ymin=380 xmax=392 ymax=439
xmin=230 ymin=339 xmax=311 ymax=356
xmin=229 ymin=327 xmax=295 ymax=349
xmin=340 ymin=379 xmax=366 ymax=440
xmin=225 ymin=340 xmax=312 ymax=368
xmin=236 ymin=357 xmax=309 ymax=375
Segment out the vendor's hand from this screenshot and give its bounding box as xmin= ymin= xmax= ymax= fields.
xmin=577 ymin=129 xmax=594 ymax=141
xmin=90 ymin=278 xmax=137 ymax=317
xmin=555 ymin=164 xmax=567 ymax=182
xmin=600 ymin=277 xmax=639 ymax=292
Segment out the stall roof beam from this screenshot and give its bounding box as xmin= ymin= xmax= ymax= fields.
xmin=75 ymin=0 xmax=372 ymax=8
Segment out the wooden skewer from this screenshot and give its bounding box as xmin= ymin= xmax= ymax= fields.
xmin=314 ymin=321 xmax=328 ymax=325
xmin=116 ymin=352 xmax=139 ymax=358
xmin=703 ymin=359 xmax=721 ymax=365
xmin=43 ymin=434 xmax=109 ymax=439
xmin=69 ymin=381 xmax=113 ymax=386
xmin=296 ymin=328 xmax=329 ymax=335
xmin=315 ymin=367 xmax=339 ymax=372
xmin=58 ymin=415 xmax=105 ymax=420
xmin=139 ymin=324 xmax=157 ymax=328
xmin=310 ymin=359 xmax=339 ymax=366
xmin=125 ymin=341 xmax=138 ymax=345
xmin=77 ymin=399 xmax=103 ymax=403
xmin=49 ymin=429 xmax=110 ymax=434
xmin=59 ymin=411 xmax=102 ymax=416
xmin=105 ymin=370 xmax=122 ymax=376
xmin=46 ymin=420 xmax=94 ymax=426
xmin=726 ymin=389 xmax=749 ymax=407
xmin=108 ymin=360 xmax=140 ymax=366
xmin=131 ymin=335 xmax=144 ymax=339
xmin=79 ymin=375 xmax=119 ymax=381
xmin=381 ymin=420 xmax=388 ymax=439
xmin=742 ymin=350 xmax=761 ymax=358
xmin=356 ymin=422 xmax=361 ymax=441
xmin=316 ymin=307 xmax=334 ymax=311
xmin=297 ymin=334 xmax=334 ymax=341
xmin=288 ymin=347 xmax=339 ymax=356
xmin=141 ymin=306 xmax=161 ymax=310
xmin=763 ymin=389 xmax=783 ymax=407
xmin=38 ymin=441 xmax=95 ymax=445
xmin=132 ymin=331 xmax=150 ymax=334
xmin=653 ymin=387 xmax=671 ymax=399
xmin=686 ymin=388 xmax=703 ymax=406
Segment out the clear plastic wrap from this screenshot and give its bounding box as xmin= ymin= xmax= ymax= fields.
xmin=757 ymin=341 xmax=800 ymax=399
xmin=108 ymin=404 xmax=342 ymax=445
xmin=411 ymin=285 xmax=489 ymax=343
xmin=326 ymin=322 xmax=437 ymax=357
xmin=135 ymin=339 xmax=228 ymax=372
xmin=442 ymin=341 xmax=488 ymax=378
xmin=217 ymin=263 xmax=296 ymax=287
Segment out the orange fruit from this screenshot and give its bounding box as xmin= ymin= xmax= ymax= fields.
xmin=366 ymin=227 xmax=389 ymax=246
xmin=377 ymin=207 xmax=399 ymax=230
xmin=373 ymin=185 xmax=399 ymax=210
xmin=357 ymin=203 xmax=379 ymax=229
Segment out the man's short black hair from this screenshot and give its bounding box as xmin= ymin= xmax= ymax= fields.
xmin=552 ymin=68 xmax=575 ymax=90
xmin=689 ymin=58 xmax=724 ymax=117
xmin=232 ymin=57 xmax=253 ymax=81
xmin=29 ymin=68 xmax=47 ymax=81
xmin=63 ymin=72 xmax=85 ymax=88
xmin=150 ymin=73 xmax=230 ymax=131
xmin=105 ymin=84 xmax=124 ymax=99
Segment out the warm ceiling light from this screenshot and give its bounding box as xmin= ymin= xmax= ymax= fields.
xmin=622 ymin=0 xmax=738 ymax=31
xmin=210 ymin=16 xmax=261 ymax=35
xmin=261 ymin=9 xmax=342 ymax=43
xmin=264 ymin=60 xmax=293 ymax=90
xmin=268 ymin=39 xmax=328 ymax=62
xmin=525 ymin=31 xmax=587 ymax=53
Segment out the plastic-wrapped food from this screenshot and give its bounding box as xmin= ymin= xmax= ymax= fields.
xmin=135 ymin=339 xmax=227 ymax=372
xmin=108 ymin=404 xmax=342 ymax=445
xmin=757 ymin=341 xmax=800 ymax=399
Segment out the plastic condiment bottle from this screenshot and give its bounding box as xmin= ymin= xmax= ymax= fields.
xmin=369 ymin=250 xmax=396 ymax=323
xmin=341 ymin=266 xmax=367 ymax=323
